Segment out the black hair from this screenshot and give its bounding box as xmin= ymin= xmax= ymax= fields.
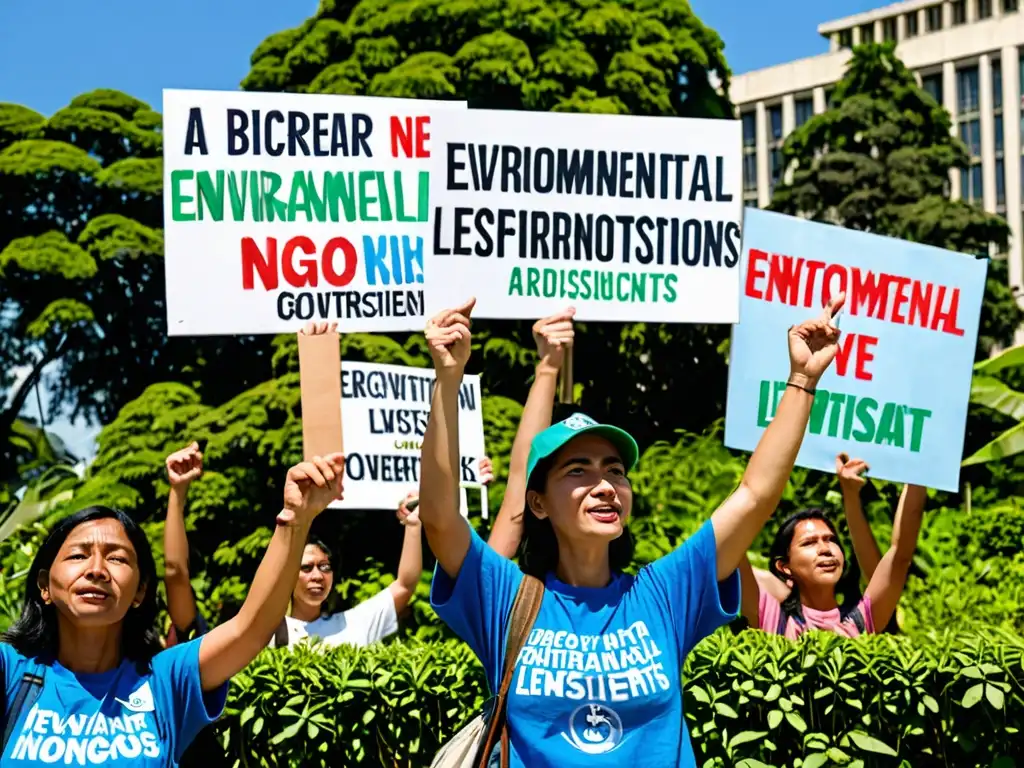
xmin=767 ymin=508 xmax=848 ymax=622
xmin=305 ymin=536 xmax=333 ymax=562
xmin=517 ymin=452 xmax=634 ymax=580
xmin=1 ymin=506 xmax=163 ymax=669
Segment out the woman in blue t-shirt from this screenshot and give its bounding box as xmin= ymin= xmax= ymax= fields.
xmin=418 ymin=296 xmax=844 ymax=767
xmin=0 ymin=453 xmax=344 ymax=767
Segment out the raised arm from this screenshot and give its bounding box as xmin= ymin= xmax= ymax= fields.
xmin=835 ymin=453 xmax=882 ymax=583
xmin=164 ymin=443 xmax=202 ymax=634
xmin=198 ymin=453 xmax=344 ymax=690
xmin=711 ymin=294 xmax=845 ymax=580
xmin=864 ymin=483 xmax=926 ymax=630
xmin=390 ymin=493 xmax=424 ymax=613
xmin=488 ymin=308 xmax=575 ymax=557
xmin=419 ymin=299 xmax=476 ymax=578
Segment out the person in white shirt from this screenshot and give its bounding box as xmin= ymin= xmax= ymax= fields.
xmin=270 ymin=498 xmax=423 ymax=649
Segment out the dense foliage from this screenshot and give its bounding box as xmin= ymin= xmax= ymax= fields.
xmin=1 ymin=4 xmax=1023 ymax=766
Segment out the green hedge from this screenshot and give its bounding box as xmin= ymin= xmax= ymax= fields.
xmin=185 ymin=628 xmax=1023 ymax=768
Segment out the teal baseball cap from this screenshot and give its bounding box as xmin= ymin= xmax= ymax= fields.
xmin=526 ymin=413 xmax=640 ymax=485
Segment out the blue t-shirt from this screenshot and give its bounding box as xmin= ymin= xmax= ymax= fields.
xmin=0 ymin=637 xmax=227 ymax=767
xmin=431 ymin=519 xmax=740 ymax=767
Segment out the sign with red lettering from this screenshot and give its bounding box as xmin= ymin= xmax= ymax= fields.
xmin=725 ymin=209 xmax=987 ymax=492
xmin=162 ymin=89 xmax=465 ymax=336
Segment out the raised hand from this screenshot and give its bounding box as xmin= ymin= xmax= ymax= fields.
xmin=278 ymin=453 xmax=346 ymax=526
xmin=299 ymin=321 xmax=338 ymax=336
xmin=533 ymin=308 xmax=575 ymax=374
xmin=836 ymin=452 xmax=869 ymax=492
xmin=397 ymin=491 xmax=420 ymax=527
xmin=425 ymin=298 xmax=475 ymax=374
xmin=478 ymin=456 xmax=494 ymax=486
xmin=166 ymin=442 xmax=203 ymax=488
xmin=788 ymin=292 xmax=845 ymax=386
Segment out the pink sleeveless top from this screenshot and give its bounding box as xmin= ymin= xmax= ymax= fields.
xmin=759 ymin=589 xmax=875 ymax=639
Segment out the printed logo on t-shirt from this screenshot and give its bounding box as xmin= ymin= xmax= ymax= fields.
xmin=115 ymin=681 xmax=154 ymax=713
xmin=7 ymin=704 xmax=162 ymax=764
xmin=562 ymin=703 xmax=623 ymax=754
xmin=514 ymin=620 xmax=671 ymax=755
xmin=562 ymin=414 xmax=597 ymax=431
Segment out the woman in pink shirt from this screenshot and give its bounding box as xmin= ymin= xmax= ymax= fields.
xmin=739 ymin=477 xmax=926 ymax=639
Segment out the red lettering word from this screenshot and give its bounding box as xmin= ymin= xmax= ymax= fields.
xmin=390 ymin=115 xmax=431 ymax=158
xmin=833 ymin=333 xmax=878 ymax=381
xmin=241 ymin=236 xmax=358 ymax=290
xmin=744 ymin=249 xmax=964 ymax=336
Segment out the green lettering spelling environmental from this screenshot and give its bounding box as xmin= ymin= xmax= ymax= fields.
xmin=756 ymin=380 xmax=931 ymax=452
xmin=169 ymin=169 xmax=430 ymax=223
xmin=507 ymin=266 xmax=678 ymax=304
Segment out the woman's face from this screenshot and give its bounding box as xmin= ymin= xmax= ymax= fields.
xmin=293 ymin=544 xmax=333 ymax=610
xmin=528 ymin=434 xmax=633 ymax=542
xmin=777 ymin=518 xmax=845 ymax=589
xmin=38 ymin=518 xmax=146 ymax=628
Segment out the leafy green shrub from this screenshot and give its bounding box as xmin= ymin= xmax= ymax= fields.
xmin=186 ymin=629 xmax=1023 ymax=768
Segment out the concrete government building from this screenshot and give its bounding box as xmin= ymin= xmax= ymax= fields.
xmin=732 ymin=0 xmax=1024 ymax=295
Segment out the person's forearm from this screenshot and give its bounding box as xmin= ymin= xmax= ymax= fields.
xmin=234 ymin=519 xmax=310 ymax=646
xmin=741 ymin=385 xmax=814 ymax=511
xmin=488 ymin=366 xmax=558 ymax=557
xmin=891 ymin=485 xmax=926 ymax=564
xmin=420 ymin=375 xmax=463 ymax=534
xmin=396 ymin=523 xmax=423 ymax=590
xmin=164 ymin=486 xmax=190 ymax=579
xmin=843 ymin=488 xmax=882 ymax=582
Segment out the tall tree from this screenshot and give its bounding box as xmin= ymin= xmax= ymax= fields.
xmin=770 ymin=42 xmax=1021 ymax=357
xmin=242 ymin=0 xmax=738 ymax=449
xmin=0 ymin=91 xmax=276 ymax=483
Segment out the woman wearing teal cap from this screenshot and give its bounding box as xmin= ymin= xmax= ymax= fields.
xmin=419 ymin=295 xmax=845 ymax=767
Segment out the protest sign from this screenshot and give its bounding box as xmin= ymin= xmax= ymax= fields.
xmin=724 ymin=209 xmax=987 ymax=492
xmin=162 ymin=89 xmax=465 ymax=336
xmin=333 ymin=361 xmax=486 ymax=511
xmin=427 ymin=108 xmax=743 ymax=323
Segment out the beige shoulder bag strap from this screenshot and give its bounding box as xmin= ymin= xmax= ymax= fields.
xmin=475 ymin=574 xmax=545 ymax=768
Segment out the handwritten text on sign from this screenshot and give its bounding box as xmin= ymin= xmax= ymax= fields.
xmin=426 ymin=109 xmax=743 ymax=323
xmin=724 ymin=209 xmax=986 ymax=492
xmin=162 ymin=89 xmax=464 ymax=336
xmin=334 ymin=361 xmax=486 ymax=510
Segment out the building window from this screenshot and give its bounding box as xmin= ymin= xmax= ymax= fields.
xmin=993 ymin=59 xmax=1003 ymax=111
xmin=996 ymin=159 xmax=1005 ymax=206
xmin=860 ymin=23 xmax=875 ymax=43
xmin=961 ymin=164 xmax=983 ymax=205
xmin=952 ymin=0 xmax=967 ymax=24
xmin=905 ymin=12 xmax=919 ymax=36
xmin=795 ymin=98 xmax=814 ymax=127
xmin=960 ymin=119 xmax=981 ymax=156
xmin=770 ymin=149 xmax=784 ymax=195
xmin=922 ymin=72 xmax=944 ymax=105
xmin=882 ymin=18 xmax=897 ymax=41
xmin=978 ymin=0 xmax=993 ymax=18
xmin=957 ymin=66 xmax=979 ymax=113
xmin=741 ymin=111 xmax=757 ymax=202
xmin=926 ymin=4 xmax=943 ymax=30
xmin=825 ymin=88 xmax=835 ymax=108
xmin=996 ymin=113 xmax=1005 ymax=153
xmin=742 ymin=111 xmax=756 ymax=148
xmin=743 ymin=153 xmax=758 ymax=194
xmin=839 ymin=29 xmax=853 ymax=49
xmin=1005 ymin=0 xmax=1018 ymax=12
xmin=769 ymin=105 xmax=783 ymax=141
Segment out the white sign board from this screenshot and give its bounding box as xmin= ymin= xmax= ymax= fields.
xmin=334 ymin=361 xmax=486 ymax=512
xmin=162 ymin=89 xmax=465 ymax=336
xmin=426 ymin=108 xmax=743 ymax=323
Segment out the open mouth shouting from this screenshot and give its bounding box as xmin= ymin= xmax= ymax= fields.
xmin=587 ymin=504 xmax=621 ymax=524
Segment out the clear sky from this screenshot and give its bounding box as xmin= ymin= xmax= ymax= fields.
xmin=0 ymin=0 xmax=884 ymax=460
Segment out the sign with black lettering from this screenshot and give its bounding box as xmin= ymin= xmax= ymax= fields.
xmin=334 ymin=361 xmax=485 ymax=510
xmin=162 ymin=89 xmax=465 ymax=335
xmin=428 ymin=108 xmax=743 ymax=323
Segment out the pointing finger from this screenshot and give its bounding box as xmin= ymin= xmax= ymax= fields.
xmin=823 ymin=292 xmax=846 ymax=327
xmin=453 ymin=297 xmax=477 ymax=318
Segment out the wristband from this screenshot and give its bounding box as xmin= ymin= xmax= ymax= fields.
xmin=786 ymin=380 xmax=816 ymax=396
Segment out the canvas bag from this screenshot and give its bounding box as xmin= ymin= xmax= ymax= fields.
xmin=431 ymin=574 xmax=544 ymax=768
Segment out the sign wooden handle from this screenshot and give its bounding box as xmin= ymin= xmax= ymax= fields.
xmin=558 ymin=346 xmax=574 ymax=404
xmin=298 ymin=331 xmax=344 ymax=458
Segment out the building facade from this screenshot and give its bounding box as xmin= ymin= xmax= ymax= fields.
xmin=732 ymin=0 xmax=1024 ymax=294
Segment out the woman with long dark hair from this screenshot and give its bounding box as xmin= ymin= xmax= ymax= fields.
xmin=0 ymin=453 xmax=344 ymax=766
xmin=737 ymin=479 xmax=925 ymax=638
xmin=419 ymin=295 xmax=843 ymax=766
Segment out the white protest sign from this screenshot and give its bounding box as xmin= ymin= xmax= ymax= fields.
xmin=333 ymin=361 xmax=486 ymax=512
xmin=427 ymin=108 xmax=743 ymax=323
xmin=162 ymin=89 xmax=465 ymax=336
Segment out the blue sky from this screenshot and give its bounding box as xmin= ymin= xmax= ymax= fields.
xmin=0 ymin=0 xmax=883 ymax=459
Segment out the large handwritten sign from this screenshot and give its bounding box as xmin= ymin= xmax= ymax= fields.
xmin=335 ymin=361 xmax=485 ymax=510
xmin=725 ymin=209 xmax=987 ymax=492
xmin=426 ymin=108 xmax=743 ymax=323
xmin=162 ymin=89 xmax=464 ymax=336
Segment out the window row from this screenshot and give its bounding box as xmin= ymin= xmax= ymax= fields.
xmin=838 ymin=0 xmax=1017 ymax=48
